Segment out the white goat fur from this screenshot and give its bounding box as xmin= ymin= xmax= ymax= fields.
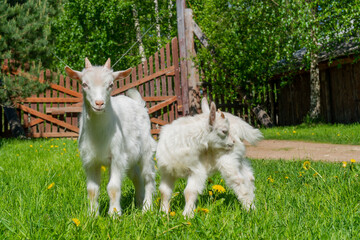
xmin=65 ymin=58 xmax=156 ymax=216
xmin=157 ymin=99 xmax=263 ymax=217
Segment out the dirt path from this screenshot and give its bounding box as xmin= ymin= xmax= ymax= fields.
xmin=245 ymin=140 xmax=360 ymax=162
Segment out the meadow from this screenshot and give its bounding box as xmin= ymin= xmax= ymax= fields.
xmin=261 ymin=123 xmax=360 ymax=145
xmin=0 ymin=136 xmax=359 ymax=239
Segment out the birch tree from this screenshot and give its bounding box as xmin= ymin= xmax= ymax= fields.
xmin=132 ymin=4 xmax=146 ymax=62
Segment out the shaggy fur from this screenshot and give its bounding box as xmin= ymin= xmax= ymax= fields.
xmin=157 ymin=102 xmax=235 ymax=217
xmin=65 ymin=58 xmax=156 ymax=216
xmin=157 ymin=99 xmax=263 ymax=217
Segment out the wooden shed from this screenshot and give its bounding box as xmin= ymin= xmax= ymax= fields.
xmin=275 ymin=42 xmax=360 ymax=125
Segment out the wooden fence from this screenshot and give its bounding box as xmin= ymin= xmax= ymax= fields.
xmin=1 ymin=37 xmax=187 ymax=138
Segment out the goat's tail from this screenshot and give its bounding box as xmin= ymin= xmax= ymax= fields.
xmin=126 ymin=88 xmax=146 ymax=107
xmin=225 ymin=113 xmax=263 ymax=145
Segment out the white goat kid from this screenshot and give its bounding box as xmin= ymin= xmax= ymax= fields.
xmin=201 ymin=98 xmax=263 ymax=211
xmin=65 ymin=58 xmax=156 ymax=216
xmin=157 ymin=102 xmax=235 ymax=217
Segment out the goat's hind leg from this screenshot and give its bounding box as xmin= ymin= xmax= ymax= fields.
xmin=139 ymin=150 xmax=156 ymax=212
xmin=128 ymin=165 xmax=145 ymax=208
xmin=85 ymin=163 xmax=101 ymax=217
xmin=183 ymin=170 xmax=207 ymax=218
xmin=159 ymin=172 xmax=176 ymax=214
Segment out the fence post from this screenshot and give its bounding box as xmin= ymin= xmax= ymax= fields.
xmin=176 ymin=0 xmax=189 ymax=115
xmin=185 ymin=8 xmax=201 ymax=115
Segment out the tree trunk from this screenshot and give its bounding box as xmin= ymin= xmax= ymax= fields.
xmin=154 ymin=0 xmax=161 ymax=49
xmin=132 ymin=5 xmax=146 ymax=62
xmin=309 ymin=54 xmax=320 ymax=119
xmin=308 ymin=2 xmax=321 ymax=119
xmin=167 ymin=0 xmax=173 ymax=40
xmin=4 ymin=106 xmax=25 ymax=138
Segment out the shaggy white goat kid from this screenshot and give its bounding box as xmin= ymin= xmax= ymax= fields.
xmin=201 ymin=98 xmax=263 ymax=209
xmin=157 ymin=102 xmax=237 ymax=217
xmin=65 ymin=58 xmax=156 ymax=216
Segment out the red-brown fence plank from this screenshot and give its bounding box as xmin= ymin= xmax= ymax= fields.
xmin=17 ymin=104 xmax=79 ymax=133
xmin=154 ymin=52 xmax=160 ymax=97
xmin=172 ymin=37 xmax=182 ymax=117
xmin=2 ymin=37 xmax=182 ymax=138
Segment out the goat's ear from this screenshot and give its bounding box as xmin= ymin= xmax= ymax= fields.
xmin=201 ymin=97 xmax=210 ymax=114
xmin=85 ymin=57 xmax=92 ymax=69
xmin=209 ymin=102 xmax=216 ymax=126
xmin=104 ymin=58 xmax=111 ymax=69
xmin=113 ymin=68 xmax=132 ymax=80
xmin=65 ymin=66 xmax=82 ymax=82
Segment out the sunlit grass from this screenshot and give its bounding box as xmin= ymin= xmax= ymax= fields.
xmin=0 ymin=138 xmax=359 ymax=239
xmin=261 ymin=123 xmax=360 ymax=145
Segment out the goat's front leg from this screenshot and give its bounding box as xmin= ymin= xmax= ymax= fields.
xmin=85 ymin=164 xmax=101 ymax=216
xmin=183 ymin=169 xmax=207 ymax=218
xmin=107 ymin=160 xmax=124 ymax=216
xmin=217 ymin=155 xmax=255 ymax=211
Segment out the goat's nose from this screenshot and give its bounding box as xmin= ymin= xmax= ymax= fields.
xmin=95 ymin=100 xmax=104 ymax=107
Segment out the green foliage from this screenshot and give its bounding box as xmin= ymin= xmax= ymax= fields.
xmin=0 ymin=0 xmax=60 ymax=106
xmin=189 ymin=0 xmax=360 ymax=102
xmin=51 ymin=0 xmax=177 ymax=71
xmin=1 ymin=138 xmax=360 ymax=238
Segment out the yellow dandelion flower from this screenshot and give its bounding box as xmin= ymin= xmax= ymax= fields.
xmin=40 ymin=145 xmax=42 ymax=148
xmin=312 ymin=133 xmax=315 ymax=135
xmin=153 ymin=157 xmax=157 ymax=161
xmin=186 ymin=222 xmax=191 ymax=225
xmin=50 ymin=145 xmax=54 ymax=148
xmin=209 ymin=191 xmax=213 ymax=196
xmin=196 ymin=208 xmax=209 ymax=214
xmin=351 ymin=159 xmax=356 ymax=163
xmin=337 ymin=133 xmax=340 ymax=136
xmin=55 ymin=145 xmax=58 ymax=148
xmin=16 ymin=154 xmax=19 ymax=157
xmin=276 ymin=132 xmax=280 ymax=136
xmin=342 ymin=161 xmax=347 ymax=168
xmin=212 ymin=185 xmax=226 ymax=193
xmin=313 ymin=172 xmax=318 ymax=177
xmin=267 ymin=176 xmax=274 ymax=183
xmin=220 ymin=179 xmax=224 ymax=183
xmin=72 ymin=218 xmax=80 ymax=227
xmin=334 ymin=176 xmax=338 ymax=179
xmin=303 ymin=161 xmax=311 ymax=170
xmin=293 ymin=130 xmax=296 ymax=134
xmin=63 ymin=148 xmax=66 ymax=152
xmin=63 ymin=143 xmax=66 ymax=145
xmin=101 ymin=166 xmax=106 ymax=172
xmin=285 ymin=176 xmax=289 ymax=179
xmin=47 ymin=182 xmax=55 ymax=190
xmin=29 ymin=145 xmax=33 ymax=148
xmin=170 ymin=211 xmax=176 ymax=217
xmin=113 ymin=208 xmax=118 ymax=213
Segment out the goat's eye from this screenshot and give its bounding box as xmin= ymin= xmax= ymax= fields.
xmin=82 ymin=82 xmax=88 ymax=88
xmin=109 ymin=83 xmax=114 ymax=89
xmin=222 ymin=130 xmax=228 ymax=135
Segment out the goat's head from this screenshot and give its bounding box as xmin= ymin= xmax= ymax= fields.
xmin=65 ymin=58 xmax=132 ymax=113
xmin=207 ymin=102 xmax=234 ymax=150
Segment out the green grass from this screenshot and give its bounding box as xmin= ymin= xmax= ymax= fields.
xmin=1 ymin=138 xmax=360 ymax=239
xmin=261 ymin=123 xmax=360 ymax=145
